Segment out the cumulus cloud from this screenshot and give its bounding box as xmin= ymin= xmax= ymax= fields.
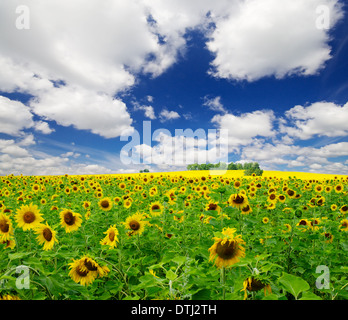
xmin=207 ymin=0 xmax=343 ymax=81
xmin=159 ymin=109 xmax=181 ymax=122
xmin=134 ymin=103 xmax=157 ymax=120
xmin=211 ymin=110 xmax=275 ymax=150
xmin=0 ymin=139 xmax=29 ymax=158
xmin=281 ymin=101 xmax=348 ymax=139
xmin=203 ymin=95 xmax=227 ymax=113
xmin=34 ymin=121 xmax=55 ymax=135
xmin=0 ymin=96 xmax=34 ymax=136
xmin=240 ymin=140 xmax=348 ymax=174
xmin=29 ymin=85 xmax=133 ymax=138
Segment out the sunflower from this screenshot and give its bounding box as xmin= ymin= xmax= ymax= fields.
xmin=1 ymin=237 xmax=16 ymax=250
xmin=79 ymin=256 xmax=110 ymax=278
xmin=166 ymin=190 xmax=177 ymax=205
xmin=123 ymin=213 xmax=146 ymax=236
xmin=208 ymin=227 xmax=245 ymax=268
xmin=15 ymin=203 xmax=44 ymax=231
xmin=267 ymin=193 xmax=277 ymax=202
xmin=282 ymin=223 xmax=292 ymax=233
xmin=113 ymin=196 xmax=121 ymax=204
xmin=334 ymin=184 xmax=344 ymax=193
xmin=205 ymin=201 xmax=221 ymax=214
xmin=296 ymin=218 xmax=309 ymax=230
xmin=98 ymin=197 xmax=113 ymax=212
xmin=119 ymin=182 xmax=126 ymax=190
xmin=123 ymin=198 xmax=132 ymax=209
xmin=286 ymin=189 xmax=297 ymax=199
xmin=59 ymin=209 xmax=82 ymax=233
xmin=241 ymin=277 xmax=272 ymax=300
xmin=277 ymin=194 xmax=286 ymax=203
xmin=233 ymin=180 xmax=241 ymax=188
xmin=262 ymin=217 xmax=269 ymax=224
xmin=324 ymin=185 xmax=332 ymax=193
xmin=34 ymin=223 xmax=58 ymax=250
xmin=340 ymin=205 xmax=348 ymax=215
xmin=228 ymin=193 xmax=249 ymax=210
xmin=82 ymin=201 xmax=91 ymax=210
xmin=267 ymin=202 xmax=276 ymax=210
xmin=149 ymin=201 xmax=163 ymax=217
xmin=309 ymin=218 xmax=320 ymax=231
xmin=314 ymin=184 xmax=323 ymax=193
xmin=331 ymin=204 xmax=338 ymax=211
xmin=0 ymin=213 xmax=13 ymax=241
xmin=323 ymin=232 xmax=334 ymax=243
xmin=241 ymin=204 xmax=252 ymax=215
xmin=100 ymin=224 xmax=119 ymax=249
xmin=339 ymin=219 xmax=348 ymax=232
xmin=68 ymin=259 xmax=97 ymax=286
xmin=31 ymin=184 xmax=40 ymax=192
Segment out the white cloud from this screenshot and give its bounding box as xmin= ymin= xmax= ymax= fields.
xmin=211 ymin=110 xmax=275 ymax=150
xmin=240 ymin=140 xmax=348 ymax=174
xmin=0 ymin=0 xmax=163 ymax=95
xmin=17 ymin=134 xmax=36 ymax=147
xmin=34 ymin=121 xmax=54 ymax=135
xmin=0 ymin=139 xmax=30 ymax=158
xmin=207 ymin=0 xmax=343 ymax=81
xmin=159 ymin=109 xmax=181 ymax=122
xmin=203 ymin=95 xmax=227 ymax=113
xmin=0 ymin=96 xmax=34 ymax=136
xmin=141 ymin=0 xmax=235 ymax=76
xmin=282 ymin=101 xmax=348 ymax=139
xmin=29 ymin=85 xmax=133 ymax=138
xmin=128 ymin=129 xmax=228 ymax=168
xmin=135 ymin=105 xmax=157 ymax=120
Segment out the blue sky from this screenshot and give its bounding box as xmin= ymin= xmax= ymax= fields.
xmin=0 ymin=0 xmax=348 ymax=175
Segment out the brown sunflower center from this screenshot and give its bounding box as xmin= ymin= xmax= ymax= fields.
xmin=129 ymin=220 xmax=140 ymax=231
xmin=341 ymin=206 xmax=348 ymax=212
xmin=299 ymin=219 xmax=307 ymax=226
xmin=109 ymin=230 xmax=115 ymax=242
xmin=287 ymin=190 xmax=295 ymax=196
xmin=84 ymin=259 xmax=98 ymax=271
xmin=76 ymin=265 xmax=89 ymax=277
xmin=233 ymin=195 xmax=245 ymax=204
xmin=208 ymin=203 xmax=218 ymax=210
xmin=247 ymin=278 xmax=266 ymax=292
xmin=242 ymin=205 xmax=250 ymax=212
xmin=100 ymin=200 xmax=110 ymax=208
xmin=269 ymin=194 xmax=276 ymax=200
xmin=23 ymin=211 xmax=36 ymax=223
xmin=64 ymin=211 xmax=76 ymax=225
xmin=216 ymin=240 xmax=237 ymax=260
xmin=43 ymin=228 xmax=53 ymax=241
xmin=0 ymin=220 xmax=9 ymax=233
xmin=152 ymin=205 xmax=160 ymax=210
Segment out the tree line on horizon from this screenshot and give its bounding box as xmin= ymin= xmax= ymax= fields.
xmin=186 ymin=162 xmax=263 ymax=176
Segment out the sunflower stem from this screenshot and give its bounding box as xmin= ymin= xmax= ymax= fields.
xmin=221 ymin=267 xmax=226 ymax=300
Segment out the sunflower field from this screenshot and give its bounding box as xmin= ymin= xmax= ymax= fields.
xmin=0 ymin=171 xmax=347 ymax=300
